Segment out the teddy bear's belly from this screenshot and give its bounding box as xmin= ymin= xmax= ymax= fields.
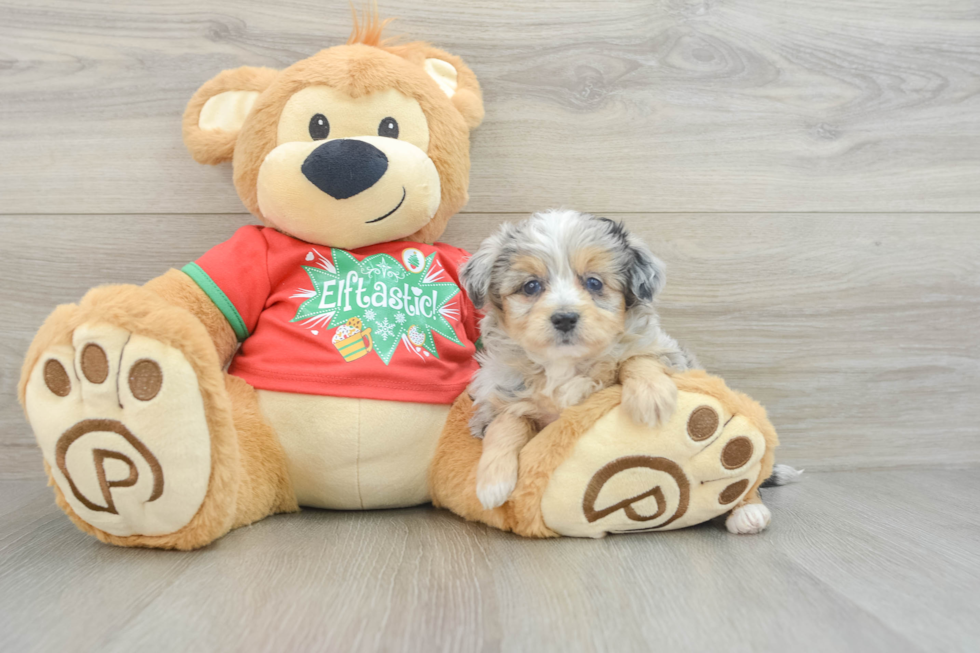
xmin=256 ymin=390 xmax=451 ymax=510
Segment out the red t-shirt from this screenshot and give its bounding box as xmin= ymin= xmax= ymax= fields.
xmin=182 ymin=226 xmax=479 ymax=404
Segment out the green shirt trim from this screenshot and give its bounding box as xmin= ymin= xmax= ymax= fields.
xmin=181 ymin=262 xmax=249 ymax=342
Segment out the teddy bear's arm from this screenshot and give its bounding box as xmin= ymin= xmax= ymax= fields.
xmin=144 ymin=269 xmax=239 ymax=366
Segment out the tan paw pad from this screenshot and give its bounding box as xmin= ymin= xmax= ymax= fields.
xmin=24 ymin=323 xmax=211 ymax=537
xmin=540 ymin=391 xmax=767 ymax=537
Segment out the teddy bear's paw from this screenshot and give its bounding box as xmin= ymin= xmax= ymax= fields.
xmin=538 ymin=391 xmax=768 ymax=537
xmin=725 ymin=503 xmax=771 ymax=534
xmin=24 ymin=323 xmax=212 ymax=537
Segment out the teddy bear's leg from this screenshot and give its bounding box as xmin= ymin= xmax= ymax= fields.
xmin=222 ymin=374 xmax=299 ymax=530
xmin=19 ymin=285 xmax=295 ymax=549
xmin=431 ymin=371 xmax=778 ymax=538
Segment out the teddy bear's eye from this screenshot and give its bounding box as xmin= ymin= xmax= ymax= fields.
xmin=309 ymin=114 xmax=330 ymax=140
xmin=378 ymin=117 xmax=399 ymax=139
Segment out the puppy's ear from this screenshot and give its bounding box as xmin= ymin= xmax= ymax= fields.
xmin=460 ymin=235 xmax=501 ymax=309
xmin=182 ymin=66 xmax=279 ymax=165
xmin=624 ymin=237 xmax=666 ymax=308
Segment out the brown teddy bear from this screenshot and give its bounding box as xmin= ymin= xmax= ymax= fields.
xmin=18 ymin=15 xmax=779 ymax=549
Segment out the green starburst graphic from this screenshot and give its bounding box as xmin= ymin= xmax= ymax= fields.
xmin=291 ymin=248 xmax=462 ymax=365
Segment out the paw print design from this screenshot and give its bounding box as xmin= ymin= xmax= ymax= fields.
xmin=539 ymin=390 xmax=768 ymax=537
xmin=24 ymin=323 xmax=212 ymax=537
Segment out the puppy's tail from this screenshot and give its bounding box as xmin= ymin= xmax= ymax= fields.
xmin=760 ymin=464 xmax=805 ymax=488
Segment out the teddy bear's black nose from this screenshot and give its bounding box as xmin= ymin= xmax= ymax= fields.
xmin=301 ymin=139 xmax=389 ymax=200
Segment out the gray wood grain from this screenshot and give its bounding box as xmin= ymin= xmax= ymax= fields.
xmin=772 ymin=468 xmax=980 ymax=652
xmin=0 ymin=479 xmax=48 ymax=518
xmin=1 ymin=469 xmax=978 ymax=652
xmin=1 ymin=0 xmax=979 ymax=214
xmin=2 ymin=213 xmax=978 ymax=477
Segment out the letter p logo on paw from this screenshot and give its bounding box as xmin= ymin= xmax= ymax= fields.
xmin=55 ymin=419 xmax=164 ymax=516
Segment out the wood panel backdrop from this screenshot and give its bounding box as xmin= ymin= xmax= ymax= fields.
xmin=1 ymin=0 xmax=978 ymax=478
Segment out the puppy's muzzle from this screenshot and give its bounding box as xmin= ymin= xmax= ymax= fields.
xmin=301 ymin=139 xmax=388 ymax=200
xmin=551 ymin=311 xmax=580 ymax=333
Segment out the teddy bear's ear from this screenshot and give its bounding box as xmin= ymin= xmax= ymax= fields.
xmin=389 ymin=42 xmax=483 ymax=131
xmin=182 ymin=66 xmax=279 ymax=165
xmin=424 ymin=59 xmax=459 ymax=98
xmin=422 ymin=52 xmax=484 ymax=130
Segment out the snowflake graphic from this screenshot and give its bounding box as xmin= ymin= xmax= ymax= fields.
xmin=395 ymin=312 xmax=406 ymax=324
xmin=365 ymin=308 xmax=376 ymax=321
xmin=376 ymin=318 xmax=396 ymax=341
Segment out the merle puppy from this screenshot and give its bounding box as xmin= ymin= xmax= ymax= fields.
xmin=460 ymin=210 xmax=697 ymax=510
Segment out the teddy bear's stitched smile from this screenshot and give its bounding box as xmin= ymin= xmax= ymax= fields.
xmin=366 ymin=187 xmax=407 ymax=224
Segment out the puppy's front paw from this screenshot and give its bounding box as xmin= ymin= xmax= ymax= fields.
xmin=726 ymin=503 xmax=771 ymax=534
xmin=621 ymin=373 xmax=678 ymax=429
xmin=476 ymin=454 xmax=519 ymax=510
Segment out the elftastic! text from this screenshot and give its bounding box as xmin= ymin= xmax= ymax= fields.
xmin=291 ymin=247 xmax=465 ymax=364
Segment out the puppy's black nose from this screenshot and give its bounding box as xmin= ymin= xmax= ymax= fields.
xmin=551 ymin=312 xmax=579 ymax=333
xmin=301 ymin=139 xmax=388 ymax=200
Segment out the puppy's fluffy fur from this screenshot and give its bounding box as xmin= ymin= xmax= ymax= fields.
xmin=460 ymin=210 xmax=698 ymax=509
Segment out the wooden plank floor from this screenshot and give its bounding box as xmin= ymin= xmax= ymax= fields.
xmin=1 ymin=469 xmax=978 ymax=652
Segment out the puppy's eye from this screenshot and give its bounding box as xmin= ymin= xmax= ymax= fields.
xmin=309 ymin=114 xmax=330 ymax=140
xmin=522 ymin=279 xmax=542 ymax=296
xmin=585 ymin=277 xmax=604 ymax=292
xmin=378 ymin=117 xmax=399 ymax=139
